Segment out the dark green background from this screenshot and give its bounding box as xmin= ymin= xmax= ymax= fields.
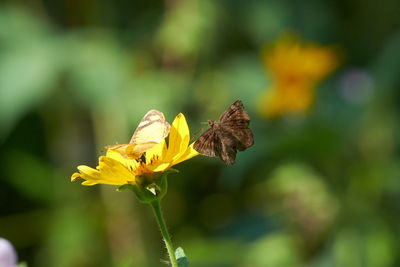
xmin=1 ymin=0 xmax=400 ymax=266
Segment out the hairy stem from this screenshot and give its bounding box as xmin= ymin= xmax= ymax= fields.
xmin=150 ymin=200 xmax=178 ymax=267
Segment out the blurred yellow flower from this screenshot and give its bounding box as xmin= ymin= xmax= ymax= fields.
xmin=71 ymin=113 xmax=199 ymax=186
xmin=258 ymin=35 xmax=338 ymax=117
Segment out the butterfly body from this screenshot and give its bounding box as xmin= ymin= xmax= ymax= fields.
xmin=194 ymin=100 xmax=254 ymax=164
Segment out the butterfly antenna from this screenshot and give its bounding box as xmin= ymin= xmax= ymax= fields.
xmin=190 ymin=129 xmax=201 ymax=142
xmin=190 ymin=125 xmax=207 ymax=142
xmin=190 ymin=122 xmax=210 ymax=142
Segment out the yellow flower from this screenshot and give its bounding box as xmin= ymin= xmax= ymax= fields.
xmin=71 ymin=113 xmax=199 ymax=187
xmin=258 ymin=35 xmax=338 ymax=117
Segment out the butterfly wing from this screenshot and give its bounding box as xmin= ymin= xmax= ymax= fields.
xmin=193 ymin=128 xmax=222 ymax=158
xmin=225 ymin=127 xmax=254 ymax=151
xmin=130 ymin=109 xmax=170 ymax=144
xmin=194 ymin=127 xmax=242 ymax=165
xmin=218 ymin=100 xmax=250 ymax=128
xmin=218 ymin=129 xmax=238 ymax=164
xmin=195 ymin=100 xmax=253 ymax=164
xmin=219 ymin=100 xmax=254 ymax=152
xmin=105 ymin=143 xmax=153 ymax=159
xmin=107 ymin=110 xmax=170 ymax=158
xmin=105 ymin=144 xmax=132 ymax=156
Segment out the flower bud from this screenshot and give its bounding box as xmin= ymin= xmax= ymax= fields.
xmin=0 ymin=238 xmax=18 ymax=267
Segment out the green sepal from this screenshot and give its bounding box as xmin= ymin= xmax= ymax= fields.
xmin=118 ymin=169 xmax=178 ymax=203
xmin=169 ymin=247 xmax=189 ymax=267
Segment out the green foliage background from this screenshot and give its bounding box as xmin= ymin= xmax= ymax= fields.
xmin=1 ymin=0 xmax=400 ymax=266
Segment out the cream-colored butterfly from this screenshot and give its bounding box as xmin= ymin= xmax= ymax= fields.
xmin=106 ymin=110 xmax=170 ymax=158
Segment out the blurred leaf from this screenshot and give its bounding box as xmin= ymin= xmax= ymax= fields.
xmin=371 ymin=30 xmax=400 ymax=90
xmin=242 ymin=232 xmax=299 ymax=267
xmin=222 ymin=54 xmax=268 ymax=113
xmin=365 ymin=226 xmax=394 ymax=267
xmin=0 ymin=8 xmax=61 ymax=139
xmin=0 ymin=7 xmax=51 ymax=46
xmin=64 ymin=32 xmax=133 ymax=107
xmin=242 ymin=1 xmax=288 ymax=45
xmin=333 ymin=224 xmax=395 ymax=267
xmin=181 ymin=238 xmax=243 ymax=266
xmin=117 ymin=259 xmax=133 ymax=267
xmin=193 ymin=71 xmax=229 ymax=119
xmin=265 ymin=163 xmax=339 ymax=242
xmin=2 ymin=150 xmax=54 ymax=202
xmin=38 ymin=206 xmax=108 ymax=267
xmin=125 ymin=70 xmax=189 ymax=120
xmin=156 ymin=0 xmax=217 ymax=57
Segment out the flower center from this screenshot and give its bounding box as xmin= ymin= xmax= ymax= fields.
xmin=134 ymin=153 xmax=160 ymax=176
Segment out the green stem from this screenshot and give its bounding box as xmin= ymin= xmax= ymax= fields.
xmin=150 ymin=200 xmax=178 ymax=267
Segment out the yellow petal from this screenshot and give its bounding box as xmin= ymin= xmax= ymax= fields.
xmin=106 ymin=149 xmax=127 ymax=164
xmin=147 ymin=114 xmax=195 ymax=172
xmin=151 ymin=162 xmax=171 ymax=173
xmin=164 ymin=113 xmax=190 ymax=163
xmin=172 ymin=142 xmax=199 ymax=166
xmin=74 ymin=157 xmax=136 ymax=186
xmin=106 ymin=144 xmax=131 ymax=155
xmin=145 ymin=139 xmax=167 ymax=163
xmin=106 ymin=149 xmax=139 ymax=171
xmin=81 ymin=180 xmax=99 ymax=186
xmin=98 ymin=156 xmax=136 ymax=185
xmin=106 ymin=144 xmax=142 ymax=159
xmin=71 ymin=172 xmax=82 ymax=182
xmin=145 ymin=139 xmax=170 ymax=172
xmin=78 ymin=165 xmax=102 ymax=179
